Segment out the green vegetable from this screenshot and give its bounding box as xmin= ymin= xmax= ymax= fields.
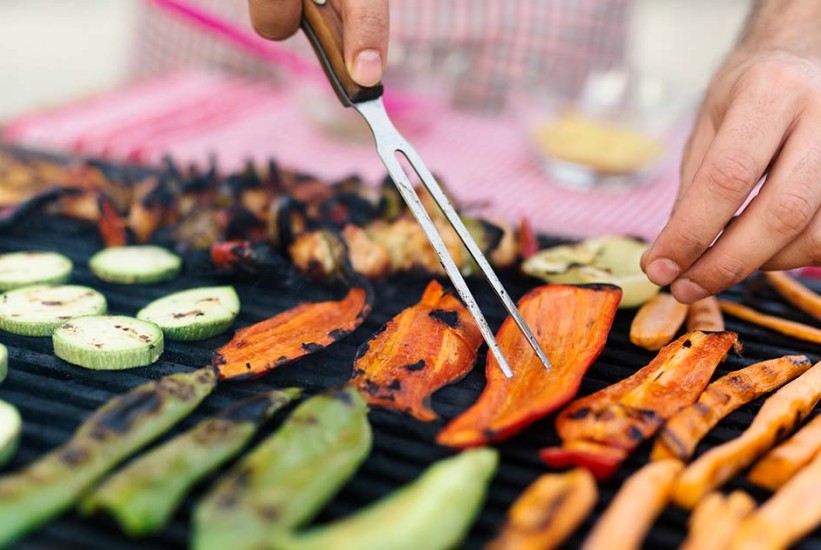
xmin=0 ymin=251 xmax=72 ymax=291
xmin=0 ymin=343 xmax=7 ymax=384
xmin=81 ymin=388 xmax=300 ymax=536
xmin=193 ymin=385 xmax=372 ymax=550
xmin=53 ymin=315 xmax=164 ymax=370
xmin=136 ymin=286 xmax=240 ymax=341
xmin=0 ymin=285 xmax=107 ymax=337
xmin=90 ymin=245 xmax=181 ymax=284
xmin=0 ymin=400 xmax=21 ymax=468
xmin=0 ymin=366 xmax=217 ymax=546
xmin=283 ymin=448 xmax=499 ymax=550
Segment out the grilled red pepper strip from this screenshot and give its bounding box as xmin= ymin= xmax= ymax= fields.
xmin=97 ymin=194 xmax=128 ymax=248
xmin=436 ymin=284 xmax=622 ymax=448
xmin=541 ymin=330 xmax=739 ymax=480
xmin=351 ymin=280 xmax=482 ymax=421
xmin=214 ymin=287 xmax=372 ymax=380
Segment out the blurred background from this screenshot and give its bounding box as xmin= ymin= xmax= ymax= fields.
xmin=0 ymin=0 xmax=755 ymax=239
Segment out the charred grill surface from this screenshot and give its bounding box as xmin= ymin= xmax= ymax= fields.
xmin=1 ymin=158 xmax=821 ymax=549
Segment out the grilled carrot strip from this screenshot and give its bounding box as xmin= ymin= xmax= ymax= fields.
xmin=680 ymin=491 xmax=756 ymax=550
xmin=748 ymin=413 xmax=821 ymax=491
xmin=351 ymin=280 xmax=482 ymax=421
xmin=629 ymin=293 xmax=688 ymax=350
xmin=582 ymin=459 xmax=683 ymax=550
xmin=719 ymin=300 xmax=821 ymax=345
xmin=651 ymin=355 xmax=812 ymax=462
xmin=436 ymin=284 xmax=622 ymax=449
xmin=487 ymin=469 xmax=597 ymax=550
xmin=214 ymin=287 xmax=372 ymax=380
xmin=686 ymin=296 xmax=724 ymax=331
xmin=730 ymin=451 xmax=821 ymax=550
xmin=765 ymin=271 xmax=821 ymax=321
xmin=541 ymin=331 xmax=738 ymax=479
xmin=673 ymin=361 xmax=821 ymax=509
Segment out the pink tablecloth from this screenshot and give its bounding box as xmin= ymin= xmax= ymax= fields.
xmin=2 ymin=71 xmax=681 ymax=241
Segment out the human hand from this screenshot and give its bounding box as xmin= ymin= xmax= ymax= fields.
xmin=641 ymin=1 xmax=821 ymax=304
xmin=248 ymin=0 xmax=389 ymax=87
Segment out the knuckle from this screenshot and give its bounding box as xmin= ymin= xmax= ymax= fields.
xmin=765 ymin=192 xmax=814 ymax=236
xmin=706 ymin=151 xmax=758 ymax=200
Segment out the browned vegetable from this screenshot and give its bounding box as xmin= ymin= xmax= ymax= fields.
xmin=765 ymin=271 xmax=821 ymax=321
xmin=673 ymin=361 xmax=821 ymax=509
xmin=581 ymin=459 xmax=683 ymax=550
xmin=213 ymin=287 xmax=372 ymax=380
xmin=487 ymin=469 xmax=597 ymax=550
xmin=719 ymin=300 xmax=821 ymax=345
xmin=686 ymin=296 xmax=724 ymax=331
xmin=351 ymin=280 xmax=482 ymax=421
xmin=651 ymin=355 xmax=812 ymax=462
xmin=748 ymin=413 xmax=821 ymax=491
xmin=630 ymin=293 xmax=688 ymax=350
xmin=541 ymin=331 xmax=738 ymax=479
xmin=680 ymin=491 xmax=756 ymax=550
xmin=730 ymin=451 xmax=821 ymax=550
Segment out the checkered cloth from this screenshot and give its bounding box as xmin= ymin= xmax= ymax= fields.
xmin=134 ymin=0 xmax=630 ymax=110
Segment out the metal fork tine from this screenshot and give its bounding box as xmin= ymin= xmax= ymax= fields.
xmin=355 ymin=98 xmax=553 ymax=377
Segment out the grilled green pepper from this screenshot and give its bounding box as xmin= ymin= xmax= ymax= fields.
xmin=193 ymin=385 xmax=372 ymax=550
xmin=81 ymin=388 xmax=300 ymax=536
xmin=282 ymin=448 xmax=499 ymax=550
xmin=0 ymin=366 xmax=218 ymax=546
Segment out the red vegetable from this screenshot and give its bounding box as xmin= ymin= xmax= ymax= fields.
xmin=351 ymin=280 xmax=483 ymax=421
xmin=214 ymin=287 xmax=372 ymax=380
xmin=541 ymin=331 xmax=739 ymax=479
xmin=436 ymin=283 xmax=622 ymax=449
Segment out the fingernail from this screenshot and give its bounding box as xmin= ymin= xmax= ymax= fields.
xmin=672 ymin=278 xmax=709 ymax=304
xmin=351 ymin=49 xmax=382 ymax=87
xmin=645 ymin=258 xmax=681 ymax=287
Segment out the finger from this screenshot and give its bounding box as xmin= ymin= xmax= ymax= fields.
xmin=248 ymin=0 xmax=302 ymax=41
xmin=643 ymin=89 xmax=796 ymax=287
xmin=670 ymin=121 xmax=821 ymax=302
xmin=762 ymin=210 xmax=821 ymax=270
xmin=340 ymin=0 xmax=389 ymax=87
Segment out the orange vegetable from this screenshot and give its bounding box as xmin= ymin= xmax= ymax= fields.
xmin=651 ymin=355 xmax=811 ymax=462
xmin=765 ymin=271 xmax=821 ymax=321
xmin=680 ymin=491 xmax=756 ymax=550
xmin=719 ymin=300 xmax=821 ymax=345
xmin=97 ymin=195 xmax=128 ymax=248
xmin=487 ymin=469 xmax=597 ymax=550
xmin=748 ymin=413 xmax=821 ymax=491
xmin=351 ymin=280 xmax=482 ymax=421
xmin=730 ymin=451 xmax=821 ymax=550
xmin=673 ymin=361 xmax=821 ymax=509
xmin=541 ymin=331 xmax=738 ymax=479
xmin=630 ymin=293 xmax=688 ymax=350
xmin=581 ymin=459 xmax=683 ymax=550
xmin=214 ymin=287 xmax=372 ymax=380
xmin=686 ymin=296 xmax=724 ymax=332
xmin=436 ymin=284 xmax=622 ymax=449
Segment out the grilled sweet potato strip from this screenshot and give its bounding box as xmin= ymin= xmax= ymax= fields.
xmin=487 ymin=469 xmax=597 ymax=550
xmin=719 ymin=300 xmax=821 ymax=345
xmin=541 ymin=331 xmax=738 ymax=479
xmin=765 ymin=271 xmax=821 ymax=321
xmin=673 ymin=361 xmax=821 ymax=509
xmin=730 ymin=451 xmax=821 ymax=550
xmin=686 ymin=296 xmax=724 ymax=331
xmin=651 ymin=355 xmax=812 ymax=462
xmin=436 ymin=284 xmax=622 ymax=448
xmin=680 ymin=491 xmax=756 ymax=550
xmin=630 ymin=293 xmax=688 ymax=350
xmin=351 ymin=280 xmax=482 ymax=421
xmin=748 ymin=413 xmax=821 ymax=491
xmin=582 ymin=459 xmax=683 ymax=550
xmin=214 ymin=287 xmax=372 ymax=380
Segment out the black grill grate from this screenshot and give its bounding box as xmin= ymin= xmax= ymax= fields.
xmin=1 ymin=213 xmax=821 ymax=550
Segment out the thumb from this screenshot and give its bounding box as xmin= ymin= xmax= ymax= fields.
xmin=340 ymin=0 xmax=389 ymax=87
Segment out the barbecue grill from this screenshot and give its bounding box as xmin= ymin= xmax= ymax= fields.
xmin=1 ymin=151 xmax=820 ymax=549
